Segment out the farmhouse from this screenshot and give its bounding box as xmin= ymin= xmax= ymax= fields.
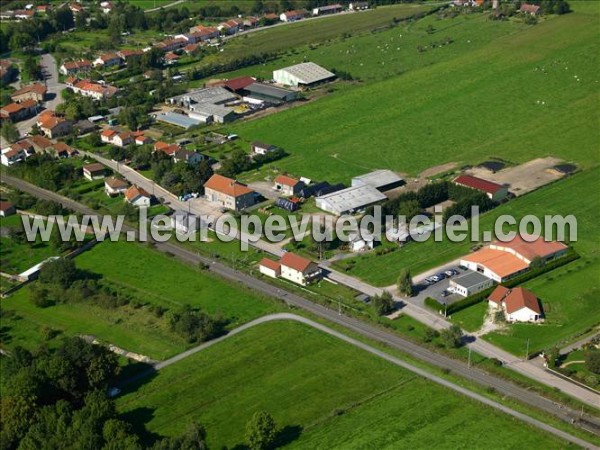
xmin=454 ymin=174 xmax=508 ymax=201
xmin=11 ymin=83 xmax=47 ymax=103
xmin=59 ymin=59 xmax=92 ymax=75
xmin=488 ymin=286 xmax=542 ymax=322
xmin=204 ymin=174 xmax=256 ymax=211
xmin=125 ymin=186 xmax=152 ymax=208
xmin=312 ymin=4 xmax=343 ymax=15
xmin=242 ymin=82 xmax=298 ymax=104
xmin=316 ymin=184 xmax=386 ymax=215
xmin=83 ymin=163 xmax=106 ymax=181
xmin=460 ymin=234 xmax=568 ymax=282
xmin=104 ymin=177 xmax=129 ymax=196
xmin=274 ymin=175 xmax=303 ymax=196
xmin=280 ymin=252 xmax=321 ymax=285
xmin=279 ymin=10 xmax=306 ymax=22
xmin=251 ymin=141 xmax=277 ymax=156
xmin=259 ymin=258 xmax=281 ymax=279
xmin=449 ymin=271 xmax=494 ymax=297
xmin=351 ymin=169 xmax=404 ymax=192
xmin=273 ymin=62 xmax=336 ymax=87
xmin=0 ymin=201 xmax=16 ymax=217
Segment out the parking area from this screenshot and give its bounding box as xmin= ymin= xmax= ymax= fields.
xmin=410 ymin=265 xmax=471 ymax=309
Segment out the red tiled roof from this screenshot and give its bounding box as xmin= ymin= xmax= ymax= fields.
xmin=12 ymin=83 xmax=47 ymax=97
xmin=223 ymin=76 xmax=255 ymax=91
xmin=280 ymin=252 xmax=313 ymax=272
xmin=83 ymin=162 xmax=105 ymax=173
xmin=105 ymin=177 xmax=128 ymax=189
xmin=125 ymin=186 xmax=151 ymax=201
xmin=204 ymin=174 xmax=253 ymax=198
xmin=520 ymin=3 xmax=541 ymax=13
xmin=504 ymin=287 xmax=541 ymax=315
xmin=1 ymin=103 xmax=24 ymax=114
xmin=0 ymin=201 xmax=15 ymax=212
xmin=454 ymin=174 xmax=504 ymax=195
xmin=101 ymin=129 xmax=117 ymax=137
xmin=488 ymin=285 xmax=510 ymax=305
xmin=259 ymin=258 xmax=281 ymax=272
xmin=27 ymin=135 xmax=53 ymax=149
xmin=492 ymin=234 xmax=568 ymax=262
xmin=274 ymin=174 xmax=299 ymax=187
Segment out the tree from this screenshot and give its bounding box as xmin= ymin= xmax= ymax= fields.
xmin=397 ymin=268 xmax=414 ymax=296
xmin=585 ymin=349 xmax=600 ymax=374
xmin=440 ymin=325 xmax=464 ymax=349
xmin=372 ymin=291 xmax=395 ymax=316
xmin=245 ymin=411 xmax=277 ymax=450
xmin=38 ymin=258 xmax=78 ymax=289
xmin=530 ymin=256 xmax=545 ymax=270
xmin=1 ymin=121 xmax=20 ymax=143
xmin=0 ymin=395 xmax=38 ymax=448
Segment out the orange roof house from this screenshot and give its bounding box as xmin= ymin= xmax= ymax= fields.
xmin=204 ymin=174 xmax=256 ymax=211
xmin=488 ymin=286 xmax=542 ymax=322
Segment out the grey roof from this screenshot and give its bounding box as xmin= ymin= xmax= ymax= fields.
xmin=245 ymin=82 xmax=296 ymax=99
xmin=316 ymin=184 xmax=386 ymax=214
xmin=274 ymin=62 xmax=335 ymax=85
xmin=169 ymin=87 xmax=237 ymax=107
xmin=155 ymin=112 xmax=202 ymax=129
xmin=191 ymin=102 xmax=234 ymax=119
xmin=351 ymin=170 xmax=403 ymax=190
xmin=451 ymin=271 xmax=491 ymax=289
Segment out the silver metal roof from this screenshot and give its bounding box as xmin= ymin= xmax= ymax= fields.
xmin=351 ymin=170 xmax=403 ymax=190
xmin=274 ymin=62 xmax=335 ymax=85
xmin=316 ymin=184 xmax=386 ymax=214
xmin=451 ymin=271 xmax=491 ymax=288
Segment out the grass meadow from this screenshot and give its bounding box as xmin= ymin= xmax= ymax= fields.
xmin=0 ymin=241 xmax=279 ymax=359
xmin=229 ymin=4 xmax=599 ymax=182
xmin=117 ymin=320 xmax=573 ymax=449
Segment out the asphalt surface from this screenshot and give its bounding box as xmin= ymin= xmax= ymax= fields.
xmin=3 ymin=174 xmax=599 ymax=441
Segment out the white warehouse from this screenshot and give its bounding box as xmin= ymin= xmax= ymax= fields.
xmin=273 ymin=62 xmax=336 ymax=87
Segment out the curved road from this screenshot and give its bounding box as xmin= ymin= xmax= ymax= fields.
xmin=151 ymin=313 xmax=596 ymax=449
xmin=2 ymin=174 xmax=599 ymax=440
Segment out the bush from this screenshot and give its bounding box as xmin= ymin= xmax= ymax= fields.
xmin=424 ymin=297 xmax=445 ymax=312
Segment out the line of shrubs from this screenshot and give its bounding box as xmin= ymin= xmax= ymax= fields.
xmin=425 ymin=249 xmax=580 ymax=316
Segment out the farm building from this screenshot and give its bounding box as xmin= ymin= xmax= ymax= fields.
xmin=312 ymin=4 xmax=343 ymax=15
xmin=275 ymin=197 xmax=300 ymax=212
xmin=168 ymin=87 xmax=237 ymax=109
xmin=83 ymin=163 xmax=106 ymax=181
xmin=155 ymin=112 xmax=203 ymax=129
xmin=204 ymin=174 xmax=256 ymax=211
xmin=273 ymin=62 xmax=336 ymax=87
xmin=351 ymin=170 xmax=404 ymax=192
xmin=274 ymin=175 xmax=304 ymax=196
xmin=220 ymin=76 xmax=256 ymax=93
xmin=454 ymin=174 xmax=508 ymax=202
xmin=242 ymin=82 xmax=298 ymax=104
xmin=316 ymin=184 xmax=386 ymax=216
xmin=449 ymin=271 xmax=494 ymax=297
xmin=298 ymin=182 xmax=344 ymax=199
xmin=488 ymin=286 xmax=542 ymax=322
xmin=349 ymin=1 xmax=369 ymax=10
xmin=190 ymin=103 xmax=235 ymax=123
xmin=460 ymin=234 xmax=568 ymax=282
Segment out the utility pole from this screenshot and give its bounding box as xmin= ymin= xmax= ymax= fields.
xmin=338 ymin=298 xmax=341 ymax=316
xmin=525 ymin=338 xmax=530 ymax=360
xmin=468 ymin=347 xmax=472 ymax=368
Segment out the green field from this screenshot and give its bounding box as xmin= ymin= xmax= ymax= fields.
xmin=0 ymin=241 xmax=279 ymax=359
xmin=228 ymin=5 xmax=599 ymax=182
xmin=117 ymin=320 xmax=571 ymax=449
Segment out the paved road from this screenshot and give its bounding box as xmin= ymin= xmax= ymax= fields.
xmin=144 ymin=0 xmax=184 ymax=13
xmin=561 ymin=330 xmax=600 ymax=356
xmin=3 ymin=174 xmax=599 ymax=438
xmin=146 ymin=313 xmax=597 ymax=449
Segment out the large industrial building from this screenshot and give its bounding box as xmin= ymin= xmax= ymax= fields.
xmin=351 ymin=169 xmax=404 ymax=192
xmin=460 ymin=235 xmax=568 ymax=282
xmin=316 ymin=184 xmax=386 ymax=215
xmin=273 ymin=62 xmax=336 ymax=87
xmin=242 ymin=82 xmax=298 ymax=104
xmin=167 ymin=87 xmax=237 ymax=123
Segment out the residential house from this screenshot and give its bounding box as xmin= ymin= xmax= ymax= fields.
xmin=188 ymin=25 xmax=220 ymax=41
xmin=38 ymin=111 xmax=72 ymax=138
xmin=11 ymin=83 xmax=47 ymax=103
xmin=173 ymin=149 xmax=204 ymax=165
xmin=349 ymin=2 xmax=369 ymax=10
xmin=69 ymin=3 xmax=83 ymax=14
xmin=101 ymin=129 xmax=118 ymax=144
xmin=100 ymin=1 xmax=114 ymax=14
xmin=0 ymin=201 xmax=17 ymax=217
xmin=36 ymin=5 xmax=50 ymax=14
xmin=134 ymin=133 xmax=152 ymax=146
xmin=164 ymin=52 xmax=180 ymax=65
xmin=156 ymin=37 xmax=187 ymax=53
xmin=0 ymin=99 xmax=38 ymax=122
xmin=1 ymin=146 xmax=27 ymax=166
xmin=280 ymin=10 xmax=306 ymax=22
xmin=183 ymin=43 xmax=200 ymax=55
xmin=488 ymin=286 xmax=542 ymax=322
xmin=14 ymin=10 xmax=35 ymax=19
xmin=113 ymin=131 xmax=134 ymax=147
xmin=520 ymin=3 xmax=541 ymax=15
xmin=93 ymin=53 xmax=122 ymax=68
xmin=73 ymin=119 xmax=97 ymax=135
xmin=280 ymin=252 xmax=321 ymax=285
xmin=104 ymin=177 xmax=129 ymax=196
xmin=203 ymin=174 xmax=256 ymax=211
xmin=273 ymin=174 xmax=303 ymax=196
xmin=312 ymin=4 xmax=343 ymax=16
xmin=251 ymin=141 xmax=277 ymax=156
xmin=27 ymin=135 xmax=54 ymax=153
xmin=218 ymin=19 xmax=241 ymax=35
xmin=243 ymin=17 xmax=259 ymax=28
xmin=154 ymin=141 xmax=181 ymax=156
xmin=69 ymin=79 xmax=118 ymax=100
xmin=125 ymin=186 xmax=152 ymax=208
xmin=59 ymin=59 xmax=92 ymax=76
xmin=258 ymin=258 xmax=281 ymax=279
xmin=117 ymin=49 xmax=143 ymax=63
xmin=52 ymin=142 xmax=78 ymax=158
xmin=83 ymin=163 xmax=106 ymax=180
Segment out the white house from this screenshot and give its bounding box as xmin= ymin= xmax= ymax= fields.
xmin=279 ymin=252 xmax=321 ymax=286
xmin=488 ymin=286 xmax=542 ymax=322
xmin=273 ymin=174 xmax=303 ymax=196
xmin=104 ymin=177 xmax=129 ymax=196
xmin=1 ymin=147 xmax=27 ymax=167
xmin=259 ymin=258 xmax=281 ymax=279
xmin=251 ymin=141 xmax=277 ymax=156
xmin=125 ymin=186 xmax=152 ymax=208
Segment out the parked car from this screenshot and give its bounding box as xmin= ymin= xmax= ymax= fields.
xmin=444 ymin=270 xmax=454 ymax=277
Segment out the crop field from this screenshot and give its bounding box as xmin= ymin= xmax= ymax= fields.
xmin=117 ymin=320 xmax=571 ymax=449
xmin=0 ymin=241 xmax=279 ymax=359
xmin=229 ymin=4 xmax=599 ymax=182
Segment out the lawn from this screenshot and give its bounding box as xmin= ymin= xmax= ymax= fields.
xmin=229 ymin=5 xmax=599 ymax=182
xmin=0 ymin=241 xmax=279 ymax=359
xmin=117 ymin=320 xmax=571 ymax=449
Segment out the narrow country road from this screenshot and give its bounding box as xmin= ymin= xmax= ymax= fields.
xmin=142 ymin=313 xmax=598 ymax=450
xmin=2 ymin=174 xmax=599 ymax=439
